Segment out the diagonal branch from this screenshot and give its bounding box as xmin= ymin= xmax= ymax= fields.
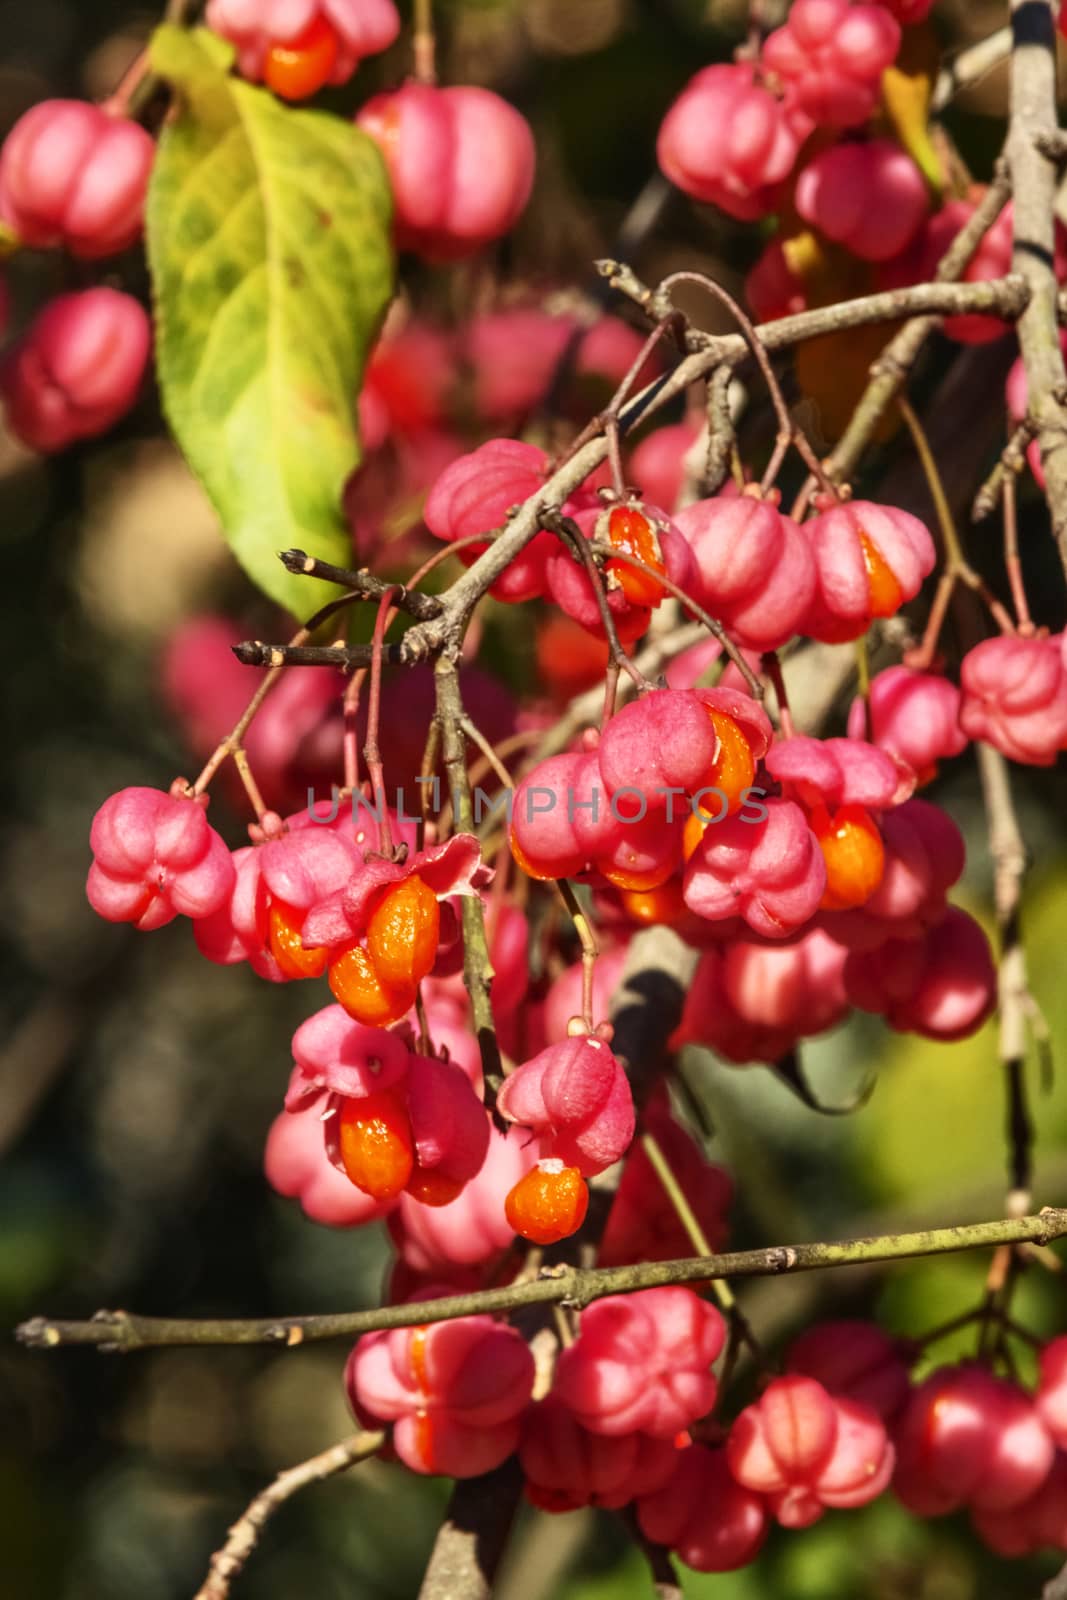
xmin=193 ymin=1431 xmax=385 ymax=1600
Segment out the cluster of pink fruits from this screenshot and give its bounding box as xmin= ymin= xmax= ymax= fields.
xmin=12 ymin=0 xmax=1060 ymax=1576
xmin=656 ymin=0 xmax=1067 ymax=464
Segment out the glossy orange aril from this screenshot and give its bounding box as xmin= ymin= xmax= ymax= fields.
xmin=606 ymin=505 xmax=668 ymax=606
xmin=408 ymin=1327 xmax=435 ymax=1470
xmin=264 ymin=15 xmax=339 ymax=101
xmin=366 ymin=873 xmax=440 ymax=991
xmin=811 ymin=802 xmax=886 ymax=911
xmin=618 ymin=878 xmax=688 ymax=926
xmin=329 ymin=942 xmax=415 ymax=1026
xmin=337 ymin=1088 xmax=414 ymax=1200
xmin=505 ymin=1162 xmax=589 ymax=1245
xmin=405 ymin=1164 xmax=466 ymax=1207
xmin=597 ymin=853 xmax=675 ymax=893
xmin=267 ymin=898 xmax=328 ymax=979
xmin=859 ymin=529 xmax=904 ymax=620
xmin=700 ymin=708 xmax=757 ymax=815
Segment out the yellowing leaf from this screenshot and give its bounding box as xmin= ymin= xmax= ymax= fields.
xmin=146 ymin=25 xmax=394 ymax=618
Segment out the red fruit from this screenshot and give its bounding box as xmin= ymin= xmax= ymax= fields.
xmin=728 ymin=1374 xmax=895 ymax=1527
xmin=763 ymin=0 xmax=901 ymax=129
xmin=843 ymin=905 xmax=996 ymax=1041
xmin=521 ymin=1397 xmax=680 ymax=1513
xmin=206 ymin=0 xmax=400 ymax=87
xmin=497 ymin=1034 xmax=635 ymax=1177
xmin=675 ymin=494 xmax=817 ymax=651
xmin=0 ymin=99 xmax=154 ymax=258
xmin=638 ymin=1445 xmax=769 ymax=1572
xmin=1036 ymin=1337 xmax=1067 ymax=1447
xmin=847 ymin=666 xmax=968 ymax=785
xmin=346 ymin=1313 xmax=534 ymax=1477
xmin=675 ymin=928 xmax=850 ymax=1065
xmin=657 ymin=62 xmax=807 ymax=220
xmin=86 ymin=786 xmax=235 ymax=932
xmin=0 ymin=288 xmax=150 ymax=453
xmin=794 ymin=140 xmax=928 ymax=262
xmin=265 ymin=1095 xmax=395 ymax=1227
xmin=959 ymin=633 xmax=1067 ymax=767
xmin=746 ymin=238 xmax=808 ymax=323
xmin=894 ymin=1364 xmax=1055 ymax=1516
xmin=504 ymin=1160 xmax=589 ymax=1244
xmin=785 ymin=1320 xmax=911 ymax=1421
xmin=801 ymin=500 xmax=935 ymax=643
xmin=683 ymin=798 xmax=827 ymax=941
xmin=424 ymin=438 xmax=564 ymax=604
xmin=553 ymin=1287 xmax=725 ymax=1438
xmin=357 ymin=83 xmax=535 ymax=261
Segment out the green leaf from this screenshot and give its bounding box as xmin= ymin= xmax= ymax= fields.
xmin=146 ymin=24 xmax=394 ymax=619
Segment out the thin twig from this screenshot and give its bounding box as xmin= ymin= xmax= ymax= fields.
xmin=193 ymin=1432 xmax=384 ymax=1600
xmin=18 ymin=1209 xmax=1067 ymax=1352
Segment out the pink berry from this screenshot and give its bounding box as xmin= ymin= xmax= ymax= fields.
xmin=786 ymin=1321 xmax=912 ymax=1421
xmin=637 ymin=1445 xmax=769 ymax=1572
xmin=959 ymin=633 xmax=1067 ymax=766
xmin=0 ymin=100 xmax=154 ymax=258
xmin=1037 ymin=1337 xmax=1067 ymax=1448
xmin=728 ymin=1374 xmax=895 ymax=1527
xmin=520 ymin=1397 xmax=680 ymax=1513
xmin=800 ymin=499 xmax=936 ymax=643
xmin=883 ymin=197 xmax=1067 ymax=344
xmin=206 ymin=0 xmax=400 ymax=85
xmin=466 ymin=308 xmax=656 ymax=423
xmin=843 ymin=905 xmax=996 ymax=1040
xmin=683 ymin=798 xmax=827 ymax=941
xmin=762 ymin=0 xmax=901 ymax=129
xmin=356 ymin=83 xmax=535 ymax=261
xmin=894 ymin=1364 xmax=1055 ymax=1516
xmin=766 ymin=733 xmax=911 ymax=812
xmin=827 ymin=796 xmax=966 ymax=949
xmin=848 ymin=665 xmax=968 ymax=783
xmin=629 ymin=420 xmax=702 ymax=514
xmin=657 ymin=62 xmax=807 ymax=220
xmin=285 ymin=1004 xmax=411 ymax=1108
xmin=346 ymin=1312 xmax=534 ymax=1476
xmin=0 ymin=288 xmax=150 ymax=453
xmin=973 ymin=1452 xmax=1067 ymax=1557
xmin=597 ymin=689 xmax=721 ymax=812
xmin=675 ymin=927 xmax=849 ymax=1064
xmin=424 ymin=439 xmax=560 ymax=603
xmin=553 ymin=1287 xmax=725 ymax=1438
xmin=87 ymin=786 xmax=235 ymax=931
xmin=794 ymin=139 xmax=928 ymax=262
xmin=359 ymin=318 xmax=456 ymax=449
xmin=497 ymin=1034 xmax=635 ymax=1177
xmin=674 ymin=494 xmax=817 ymax=651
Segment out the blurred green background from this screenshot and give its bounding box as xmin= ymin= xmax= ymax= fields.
xmin=2 ymin=1 xmax=1066 ymax=1596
